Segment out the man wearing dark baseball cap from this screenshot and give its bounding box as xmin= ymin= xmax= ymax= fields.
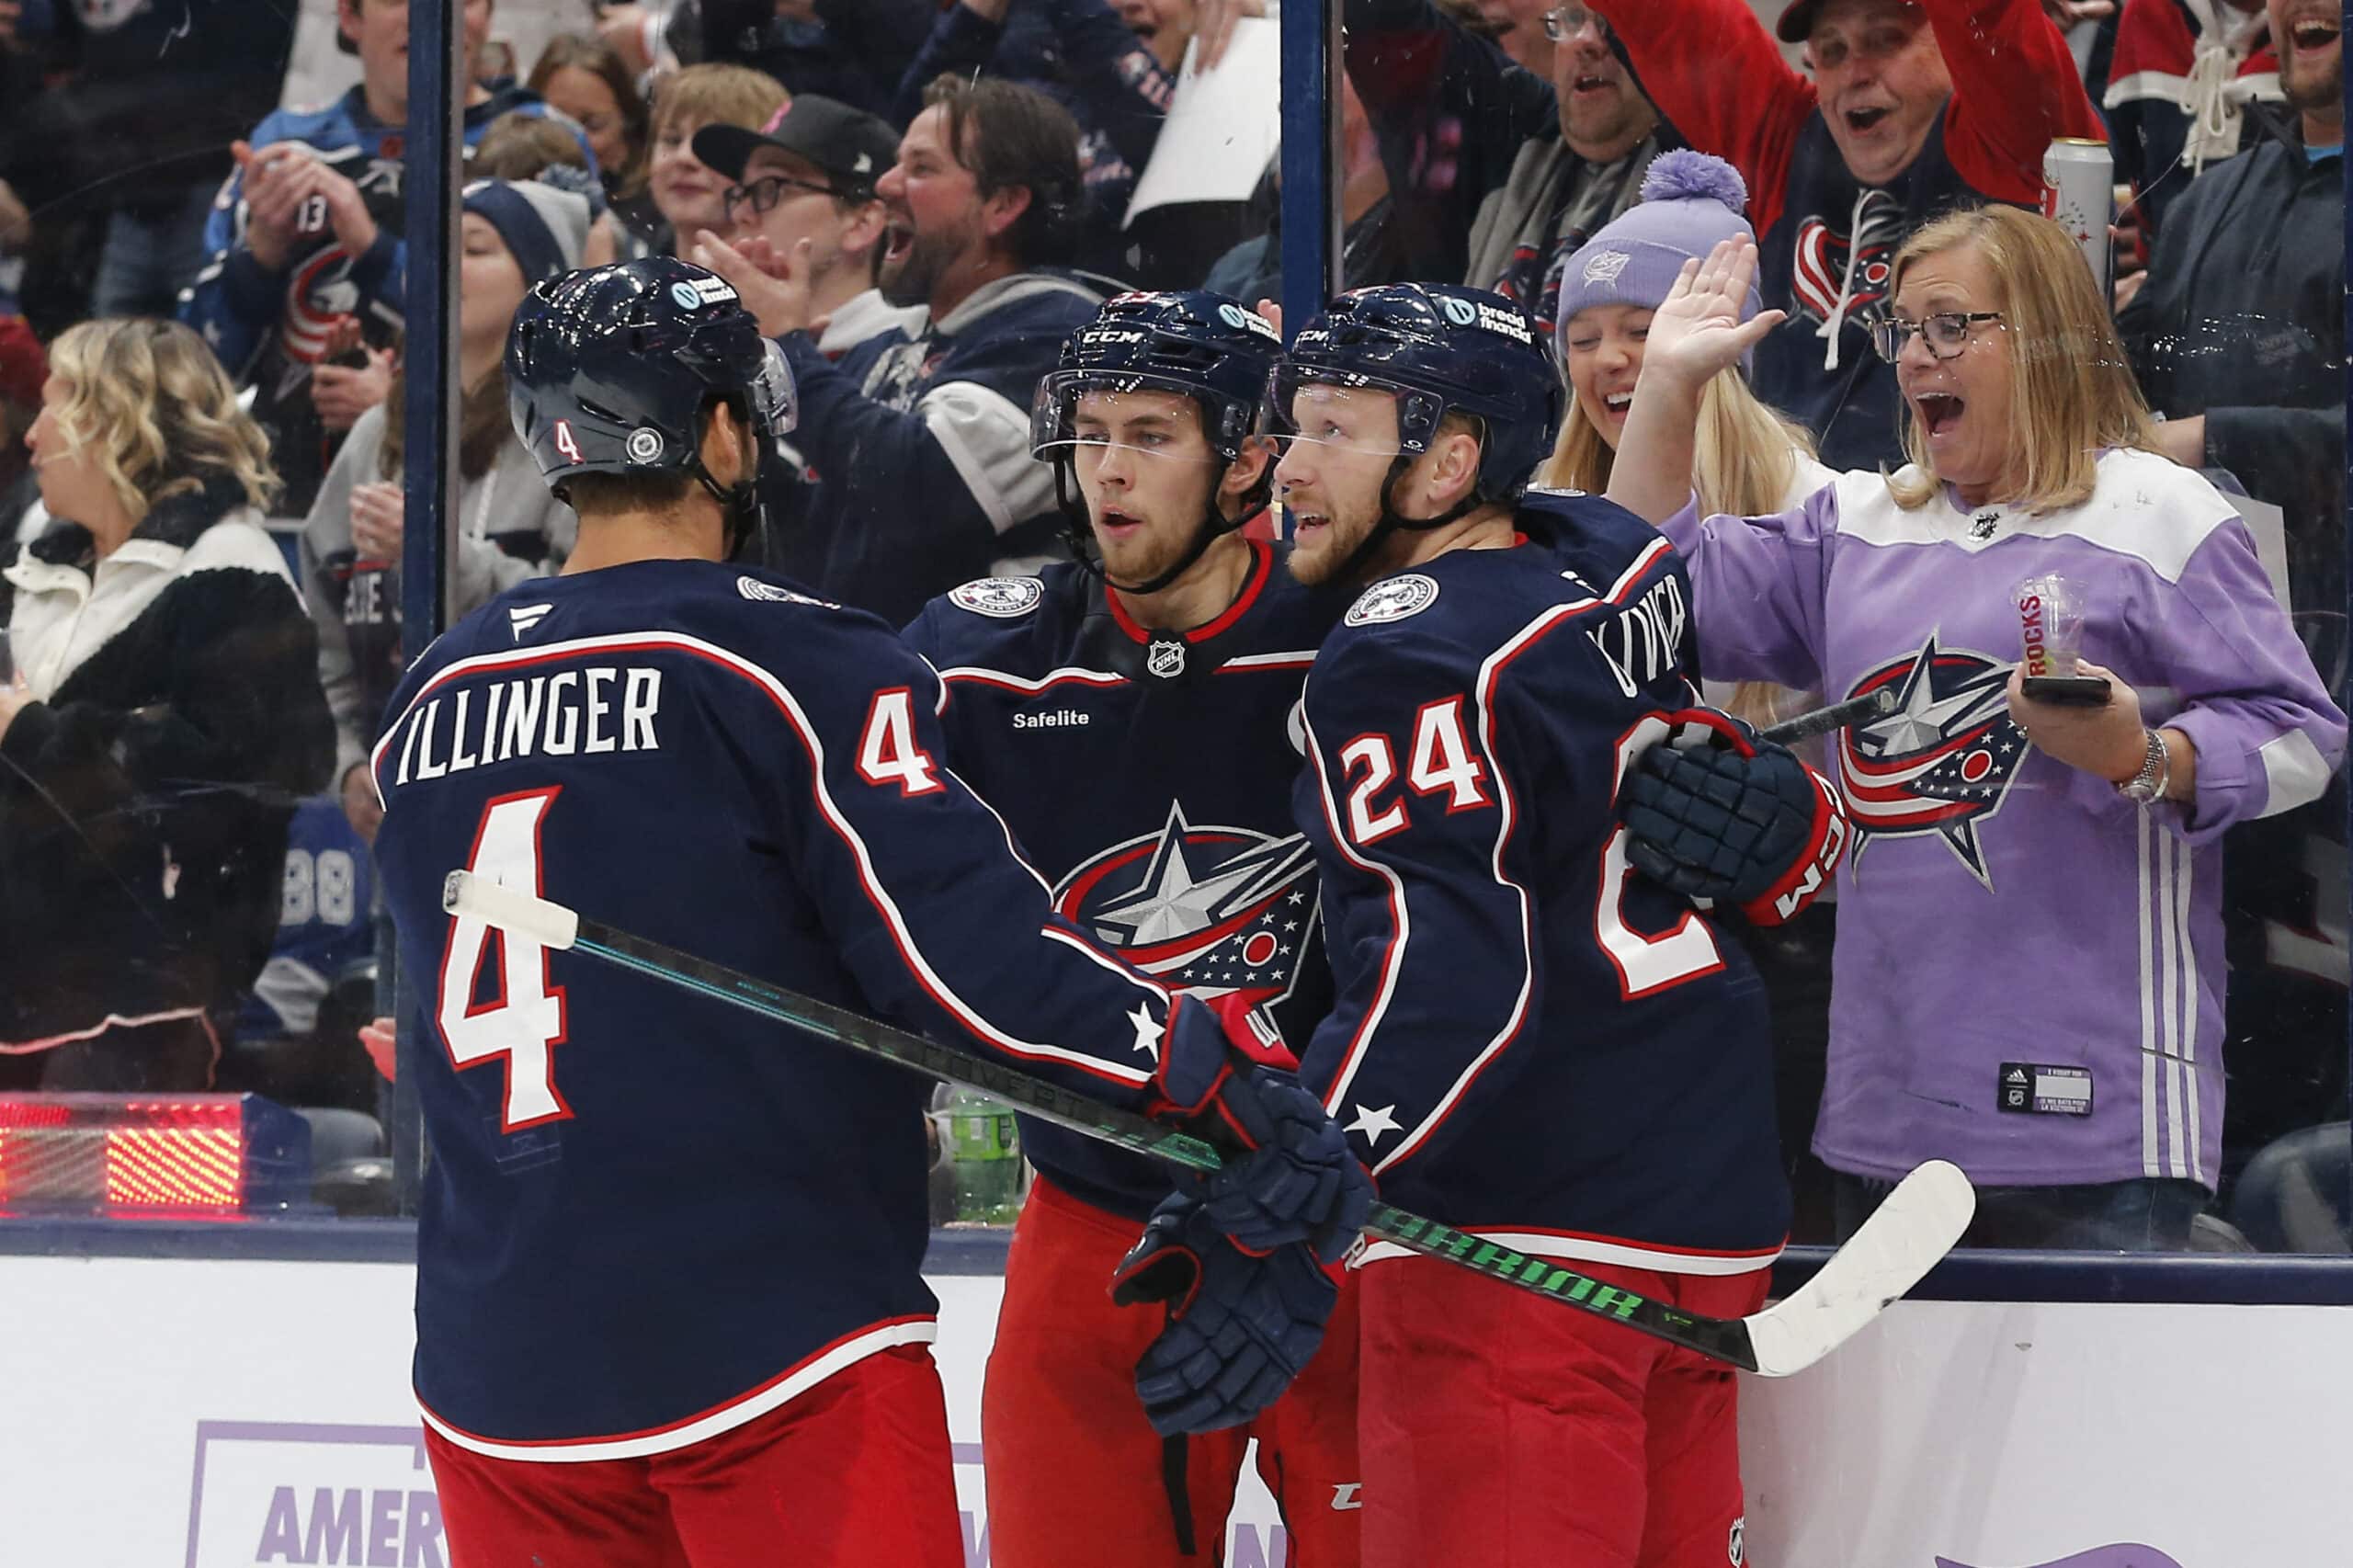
xmin=692 ymin=96 xmax=918 ymax=358
xmin=695 ymin=95 xmax=903 ymax=201
xmin=1586 ymin=0 xmax=2100 ymax=470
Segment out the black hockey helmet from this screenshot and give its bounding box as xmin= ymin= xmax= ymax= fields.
xmin=506 ymin=256 xmax=795 ymax=556
xmin=1030 ymin=290 xmax=1283 ymax=595
xmin=1272 ymin=282 xmax=1563 ymax=507
xmin=1267 ymin=282 xmax=1562 ymax=585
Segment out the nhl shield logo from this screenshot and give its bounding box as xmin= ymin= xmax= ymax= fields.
xmin=1345 ymin=574 xmax=1440 ymax=627
xmin=1055 ymin=804 xmax=1320 ymax=1017
xmin=1840 ymin=636 xmax=2030 ymax=888
xmin=1145 ymin=636 xmax=1187 ymax=680
xmin=948 ymin=576 xmax=1044 ymax=618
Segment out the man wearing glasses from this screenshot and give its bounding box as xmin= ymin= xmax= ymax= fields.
xmin=693 ymin=97 xmax=922 ymax=361
xmin=1587 ymin=0 xmax=2101 ymax=470
xmin=1340 ymin=0 xmax=1668 ymax=338
xmin=688 ymin=77 xmax=1103 ymax=625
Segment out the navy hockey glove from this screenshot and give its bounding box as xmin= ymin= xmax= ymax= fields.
xmin=1109 ymin=1190 xmax=1339 ymax=1437
xmin=1151 ymin=992 xmax=1374 ymax=1265
xmin=1619 ymin=710 xmax=1848 ymax=926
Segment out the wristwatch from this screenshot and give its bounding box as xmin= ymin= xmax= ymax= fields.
xmin=2118 ymin=729 xmax=2170 ymax=804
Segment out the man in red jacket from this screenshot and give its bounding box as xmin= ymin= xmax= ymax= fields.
xmin=1588 ymin=0 xmax=2102 ymax=469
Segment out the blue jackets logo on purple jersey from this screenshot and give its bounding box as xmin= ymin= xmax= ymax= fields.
xmin=1839 ymin=635 xmax=2030 ymax=888
xmin=1054 ymin=803 xmax=1320 ymax=1021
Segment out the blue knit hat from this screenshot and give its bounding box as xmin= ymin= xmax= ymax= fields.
xmin=461 ymin=178 xmax=592 ymax=285
xmin=1554 ymin=151 xmax=1760 ymax=352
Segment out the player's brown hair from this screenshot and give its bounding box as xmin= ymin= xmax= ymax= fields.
xmin=1883 ymin=204 xmax=2162 ymax=516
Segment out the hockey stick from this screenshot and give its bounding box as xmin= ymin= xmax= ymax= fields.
xmin=443 ymin=869 xmax=1971 ymax=1375
xmin=1757 ymin=686 xmax=1898 ymax=746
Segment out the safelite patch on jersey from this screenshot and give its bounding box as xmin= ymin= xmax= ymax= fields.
xmin=949 ymin=576 xmax=1045 ymax=618
xmin=1345 ymin=574 xmax=1440 ymax=626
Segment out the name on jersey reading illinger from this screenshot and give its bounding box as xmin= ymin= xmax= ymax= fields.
xmin=1586 ymin=574 xmax=1687 ymax=699
xmin=390 ymin=667 xmax=665 ymax=786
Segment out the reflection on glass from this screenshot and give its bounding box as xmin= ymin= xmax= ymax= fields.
xmin=0 ymin=0 xmax=2340 ymax=1256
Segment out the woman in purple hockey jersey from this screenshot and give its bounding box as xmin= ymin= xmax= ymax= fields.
xmin=1608 ymin=204 xmax=2347 ymax=1250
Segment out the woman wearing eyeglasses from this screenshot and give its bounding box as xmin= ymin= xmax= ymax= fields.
xmin=1608 ymin=202 xmax=2346 ymax=1251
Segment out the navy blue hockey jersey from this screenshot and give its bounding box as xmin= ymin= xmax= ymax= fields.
xmin=1297 ymin=492 xmax=1790 ymax=1274
xmin=370 ymin=559 xmax=1216 ymax=1457
xmin=904 ymin=540 xmax=1352 ymax=1221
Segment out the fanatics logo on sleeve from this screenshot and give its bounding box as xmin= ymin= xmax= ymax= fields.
xmin=948 ymin=576 xmax=1045 ymax=618
xmin=1345 ymin=574 xmax=1440 ymax=626
xmin=507 ymin=603 xmax=551 ymax=639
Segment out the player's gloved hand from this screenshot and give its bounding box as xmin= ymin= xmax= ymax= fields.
xmin=1109 ymin=1189 xmax=1339 ymax=1437
xmin=1619 ymin=709 xmax=1847 ymax=926
xmin=1151 ymin=992 xmax=1374 ymax=1264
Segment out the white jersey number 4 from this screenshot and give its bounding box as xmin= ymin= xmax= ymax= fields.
xmin=437 ymin=789 xmax=571 ymax=1131
xmin=857 ymin=687 xmax=944 ymax=795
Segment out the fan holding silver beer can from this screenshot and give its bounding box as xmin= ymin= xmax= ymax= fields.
xmin=2040 ymin=137 xmax=2113 ymax=293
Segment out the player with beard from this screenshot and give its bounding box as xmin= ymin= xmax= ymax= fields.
xmin=693 ymin=74 xmax=1104 ymax=624
xmin=369 ymin=259 xmax=1369 ymax=1566
xmin=904 ymin=291 xmax=1364 ymax=1567
xmin=1270 ymin=281 xmax=1845 ymax=1568
xmin=1586 ymin=0 xmax=2101 ymax=470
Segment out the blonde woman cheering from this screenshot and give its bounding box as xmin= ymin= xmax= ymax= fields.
xmin=1608 ymin=208 xmax=2345 ymax=1250
xmin=1544 ymin=150 xmax=1841 ymax=1227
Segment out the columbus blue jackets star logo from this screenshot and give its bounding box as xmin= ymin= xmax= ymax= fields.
xmin=1839 ymin=636 xmax=2029 ymax=888
xmin=1054 ymin=804 xmax=1320 ymax=1017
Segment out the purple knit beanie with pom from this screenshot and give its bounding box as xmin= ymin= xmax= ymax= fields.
xmin=1554 ymin=151 xmax=1760 ymax=346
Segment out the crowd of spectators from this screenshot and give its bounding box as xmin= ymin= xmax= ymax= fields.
xmin=0 ymin=0 xmax=2342 ymax=1246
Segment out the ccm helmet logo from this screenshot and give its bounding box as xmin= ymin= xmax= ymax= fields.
xmin=1439 ymin=296 xmax=1479 ymax=327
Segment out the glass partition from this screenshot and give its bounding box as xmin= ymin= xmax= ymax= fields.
xmin=3 ymin=0 xmax=2342 ymax=1278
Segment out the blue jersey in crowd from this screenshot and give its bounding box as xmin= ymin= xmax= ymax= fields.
xmin=177 ymin=82 xmax=580 ymax=517
xmin=370 ymin=558 xmax=1221 ymax=1457
xmin=904 ymin=540 xmax=1352 ymax=1221
xmin=1298 ymin=492 xmax=1794 ymax=1275
xmin=236 ymin=797 xmax=374 ymax=1042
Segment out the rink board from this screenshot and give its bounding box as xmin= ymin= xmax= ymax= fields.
xmin=0 ymin=1254 xmax=2344 ymax=1566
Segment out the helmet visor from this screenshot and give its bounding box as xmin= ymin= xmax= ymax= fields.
xmin=1262 ymin=364 xmax=1447 ymax=462
xmin=1029 ymin=369 xmax=1243 ymax=471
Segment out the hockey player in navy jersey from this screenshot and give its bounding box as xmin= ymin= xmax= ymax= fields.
xmin=1268 ymin=282 xmax=1847 ymax=1568
xmin=368 ymin=257 xmax=1370 ymax=1568
xmin=904 ymin=291 xmax=1363 ymax=1566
